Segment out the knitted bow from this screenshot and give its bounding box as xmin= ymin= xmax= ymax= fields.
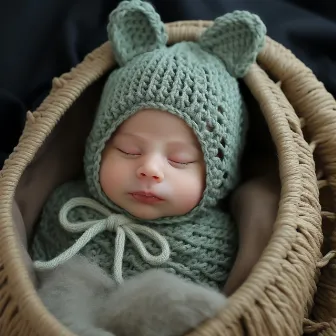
xmin=33 ymin=197 xmax=171 ymax=284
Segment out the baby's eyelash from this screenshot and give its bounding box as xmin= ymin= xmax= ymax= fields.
xmin=117 ymin=149 xmax=139 ymax=156
xmin=171 ymin=161 xmax=188 ymax=165
xmin=169 ymin=160 xmax=194 ymax=166
xmin=117 ymin=149 xmax=194 ymax=165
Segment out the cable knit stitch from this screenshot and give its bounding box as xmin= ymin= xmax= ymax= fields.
xmin=31 ymin=1 xmax=266 ymax=289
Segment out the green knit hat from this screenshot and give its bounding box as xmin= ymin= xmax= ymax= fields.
xmin=84 ymin=0 xmax=266 ymax=223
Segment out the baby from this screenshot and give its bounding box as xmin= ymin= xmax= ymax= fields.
xmin=30 ymin=1 xmax=269 ymax=335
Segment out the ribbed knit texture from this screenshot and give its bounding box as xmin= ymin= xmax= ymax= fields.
xmin=31 ymin=1 xmax=266 ymax=289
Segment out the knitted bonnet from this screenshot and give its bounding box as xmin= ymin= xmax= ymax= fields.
xmin=84 ymin=0 xmax=266 ymax=223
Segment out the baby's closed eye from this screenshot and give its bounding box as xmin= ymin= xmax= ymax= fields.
xmin=168 ymin=154 xmax=198 ymax=168
xmin=117 ymin=148 xmax=141 ymax=156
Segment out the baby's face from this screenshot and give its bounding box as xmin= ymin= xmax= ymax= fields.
xmin=99 ymin=109 xmax=206 ymax=220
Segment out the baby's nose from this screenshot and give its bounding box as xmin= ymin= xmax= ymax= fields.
xmin=139 ymin=171 xmax=164 ymax=182
xmin=137 ymin=162 xmax=164 ymax=182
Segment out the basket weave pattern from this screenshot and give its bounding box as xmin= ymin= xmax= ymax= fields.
xmin=0 ymin=20 xmax=335 ymax=336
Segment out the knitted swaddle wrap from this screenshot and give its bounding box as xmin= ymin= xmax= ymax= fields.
xmin=31 ymin=0 xmax=266 ymax=289
xmin=31 ymin=180 xmax=238 ymax=289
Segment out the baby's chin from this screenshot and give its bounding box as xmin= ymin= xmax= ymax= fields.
xmin=110 ymin=196 xmax=195 ymax=221
xmin=125 ymin=206 xmax=169 ymax=221
xmin=124 ymin=202 xmax=190 ymax=221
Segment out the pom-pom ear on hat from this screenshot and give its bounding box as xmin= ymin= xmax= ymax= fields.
xmin=198 ymin=10 xmax=267 ymax=78
xmin=107 ymin=0 xmax=168 ymax=66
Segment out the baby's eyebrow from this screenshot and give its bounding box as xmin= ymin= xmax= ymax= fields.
xmin=115 ymin=132 xmax=146 ymax=142
xmin=168 ymin=140 xmax=201 ymax=152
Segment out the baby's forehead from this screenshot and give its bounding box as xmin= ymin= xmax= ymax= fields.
xmin=113 ymin=109 xmax=200 ymax=145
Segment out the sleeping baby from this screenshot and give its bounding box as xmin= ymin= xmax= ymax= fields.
xmin=29 ymin=1 xmax=276 ymax=336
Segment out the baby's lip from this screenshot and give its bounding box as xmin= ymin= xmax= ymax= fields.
xmin=130 ymin=191 xmax=164 ymax=200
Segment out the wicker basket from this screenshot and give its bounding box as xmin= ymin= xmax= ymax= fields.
xmin=0 ymin=20 xmax=336 ymax=336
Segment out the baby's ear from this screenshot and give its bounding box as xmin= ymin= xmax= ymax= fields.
xmin=107 ymin=0 xmax=168 ymax=66
xmin=198 ymin=11 xmax=266 ymax=78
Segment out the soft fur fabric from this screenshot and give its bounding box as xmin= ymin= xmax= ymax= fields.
xmin=37 ymin=255 xmax=227 ymax=336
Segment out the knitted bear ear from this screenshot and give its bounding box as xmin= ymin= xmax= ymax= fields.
xmin=198 ymin=11 xmax=266 ymax=78
xmin=107 ymin=0 xmax=168 ymax=66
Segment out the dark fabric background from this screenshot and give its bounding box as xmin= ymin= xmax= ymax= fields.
xmin=0 ymin=0 xmax=335 ymax=168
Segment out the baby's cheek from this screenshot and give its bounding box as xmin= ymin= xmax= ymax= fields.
xmin=173 ymin=173 xmax=204 ymax=214
xmin=179 ymin=193 xmax=202 ymax=214
xmin=99 ymin=159 xmax=124 ymax=199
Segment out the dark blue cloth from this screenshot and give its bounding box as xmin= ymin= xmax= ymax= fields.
xmin=0 ymin=0 xmax=335 ymax=168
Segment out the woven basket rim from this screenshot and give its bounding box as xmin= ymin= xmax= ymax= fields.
xmin=0 ymin=19 xmax=329 ymax=335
